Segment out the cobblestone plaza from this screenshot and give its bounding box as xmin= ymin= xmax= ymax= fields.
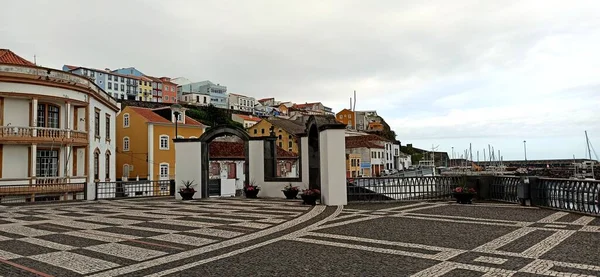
xmin=0 ymin=198 xmax=598 ymax=276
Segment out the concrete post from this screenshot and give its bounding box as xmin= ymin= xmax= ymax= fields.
xmin=174 ymin=140 xmax=202 ymax=200
xmin=318 ymin=128 xmax=347 ymax=206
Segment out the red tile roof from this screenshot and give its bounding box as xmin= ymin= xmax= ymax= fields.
xmin=128 ymin=107 xmax=204 ymax=126
xmin=209 ymin=141 xmax=298 ymax=159
xmin=0 ymin=49 xmax=36 ymax=66
xmin=345 ymin=135 xmax=385 ymax=149
xmin=234 ymin=114 xmax=261 ymax=122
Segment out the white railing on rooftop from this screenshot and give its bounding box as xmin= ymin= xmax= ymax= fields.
xmin=0 ymin=64 xmax=118 ymax=107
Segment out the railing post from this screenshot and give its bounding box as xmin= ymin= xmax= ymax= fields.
xmin=169 ymin=179 xmax=176 ymax=196
xmin=527 ymin=176 xmax=539 ymax=207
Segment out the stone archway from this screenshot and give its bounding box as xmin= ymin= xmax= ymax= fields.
xmin=199 ymin=125 xmax=250 ymax=199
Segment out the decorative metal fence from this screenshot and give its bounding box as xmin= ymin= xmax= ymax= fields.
xmin=489 ymin=176 xmax=520 ymax=203
xmin=347 ymin=176 xmax=462 ymax=202
xmin=0 ymin=182 xmax=85 ymax=204
xmin=96 ymin=180 xmax=175 ymax=200
xmin=532 ymin=178 xmax=600 ymax=215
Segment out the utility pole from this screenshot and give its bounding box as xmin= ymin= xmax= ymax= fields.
xmin=477 ymin=150 xmax=479 ymax=162
xmin=451 ymin=146 xmax=454 ymax=167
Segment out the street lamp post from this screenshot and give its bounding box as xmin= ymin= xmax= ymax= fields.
xmin=523 ymin=140 xmax=527 ymax=162
xmin=170 ymin=104 xmax=183 ymax=138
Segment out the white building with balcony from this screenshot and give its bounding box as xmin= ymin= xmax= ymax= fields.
xmin=0 ymin=49 xmax=119 ymax=202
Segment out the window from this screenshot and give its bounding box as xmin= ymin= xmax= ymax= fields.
xmin=159 ymin=163 xmax=169 ymax=180
xmin=159 ymin=135 xmax=169 ymax=150
xmin=123 ymin=164 xmax=130 ymax=178
xmin=176 ymin=113 xmax=182 ymax=121
xmin=36 ymin=149 xmax=58 ymax=177
xmin=253 ymin=129 xmax=257 ymax=134
xmin=94 ymin=109 xmax=100 ymax=138
xmin=123 ymin=114 xmax=130 ymax=127
xmin=120 ymin=77 xmax=124 ymax=82
xmin=37 ymin=103 xmax=60 ymax=128
xmin=261 ymin=129 xmax=265 ymax=134
xmin=105 ymin=114 xmax=111 ymax=140
xmin=108 ymin=82 xmax=112 ymax=89
xmin=227 ymin=163 xmax=236 ymax=179
xmin=108 ymin=75 xmax=112 ymax=81
xmin=93 ymin=149 xmax=100 ymax=180
xmin=288 ymin=141 xmax=292 ymax=148
xmin=105 ymin=151 xmax=111 ymax=179
xmin=120 ymin=84 xmax=124 ymax=92
xmin=123 ymin=137 xmax=130 ymax=151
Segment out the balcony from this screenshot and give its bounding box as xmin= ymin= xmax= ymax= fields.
xmin=0 ymin=126 xmax=88 ymax=145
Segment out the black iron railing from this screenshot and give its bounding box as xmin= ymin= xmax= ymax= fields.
xmin=347 ymin=176 xmax=461 ymax=202
xmin=0 ymin=182 xmax=85 ymax=204
xmin=532 ymin=178 xmax=600 ymax=215
xmin=489 ymin=176 xmax=520 ymax=203
xmin=96 ymin=180 xmax=175 ymax=200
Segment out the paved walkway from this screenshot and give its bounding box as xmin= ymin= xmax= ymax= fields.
xmin=0 ymin=198 xmax=598 ymax=276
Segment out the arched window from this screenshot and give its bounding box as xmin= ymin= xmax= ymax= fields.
xmin=123 ymin=137 xmax=130 ymax=151
xmin=123 ymin=113 xmax=130 ymax=127
xmin=93 ymin=148 xmax=100 ymax=180
xmin=159 ymin=135 xmax=169 ymax=150
xmin=123 ymin=164 xmax=130 ymax=178
xmin=105 ymin=150 xmax=111 ymax=180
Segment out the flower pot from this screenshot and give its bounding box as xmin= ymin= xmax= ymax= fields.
xmin=179 ymin=191 xmax=195 ymax=200
xmin=453 ymin=192 xmax=474 ymax=204
xmin=245 ymin=189 xmax=260 ymax=198
xmin=301 ymin=194 xmax=319 ymax=205
xmin=282 ymin=190 xmax=299 ymax=199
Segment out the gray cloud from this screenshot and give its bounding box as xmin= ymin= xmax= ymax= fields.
xmin=2 ymin=0 xmax=599 ymax=158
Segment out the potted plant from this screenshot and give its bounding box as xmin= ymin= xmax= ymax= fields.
xmin=282 ymin=183 xmax=300 ymax=199
xmin=179 ymin=180 xmax=197 ymax=200
xmin=301 ymin=188 xmax=321 ymax=205
xmin=452 ymin=178 xmax=476 ymax=204
xmin=244 ymin=180 xmax=260 ymax=198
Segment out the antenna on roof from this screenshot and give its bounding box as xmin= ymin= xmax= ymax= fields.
xmin=353 ymin=90 xmax=357 ymax=111
xmin=33 ymin=55 xmax=37 ymax=65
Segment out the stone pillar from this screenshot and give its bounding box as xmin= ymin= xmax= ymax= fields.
xmin=318 ymin=128 xmax=347 ymax=206
xmin=174 ymin=140 xmax=202 ymax=200
xmin=30 ymin=144 xmax=37 ymax=180
xmin=66 ymin=102 xmax=71 ymax=138
xmin=65 ymin=146 xmax=72 ymax=177
xmin=31 ymin=98 xmax=38 ymax=137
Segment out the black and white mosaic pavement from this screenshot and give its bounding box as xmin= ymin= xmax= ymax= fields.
xmin=0 ymin=198 xmax=598 ymax=276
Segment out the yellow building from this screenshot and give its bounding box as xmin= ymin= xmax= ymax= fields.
xmin=336 ymin=108 xmax=355 ymax=129
xmin=346 ymin=153 xmax=361 ymax=178
xmin=248 ymin=118 xmax=304 ymax=154
xmin=116 ymin=106 xmax=206 ymax=181
xmin=137 ymin=76 xmax=153 ymax=101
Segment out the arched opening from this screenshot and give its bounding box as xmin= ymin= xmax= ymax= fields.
xmin=199 ymin=126 xmax=251 ymax=198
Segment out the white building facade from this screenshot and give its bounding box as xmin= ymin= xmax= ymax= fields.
xmin=1 ymin=52 xmax=119 ymax=202
xmin=228 ymin=93 xmax=255 ymax=112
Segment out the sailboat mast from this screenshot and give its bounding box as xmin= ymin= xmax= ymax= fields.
xmin=586 ymin=130 xmax=594 ymax=178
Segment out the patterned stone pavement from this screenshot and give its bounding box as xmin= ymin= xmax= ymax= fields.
xmin=0 ymin=198 xmax=598 ymax=276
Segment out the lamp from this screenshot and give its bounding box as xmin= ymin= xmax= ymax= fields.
xmin=170 ymin=104 xmax=183 ymax=138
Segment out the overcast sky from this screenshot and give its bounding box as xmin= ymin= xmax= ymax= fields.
xmin=2 ymin=0 xmax=599 ymax=160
